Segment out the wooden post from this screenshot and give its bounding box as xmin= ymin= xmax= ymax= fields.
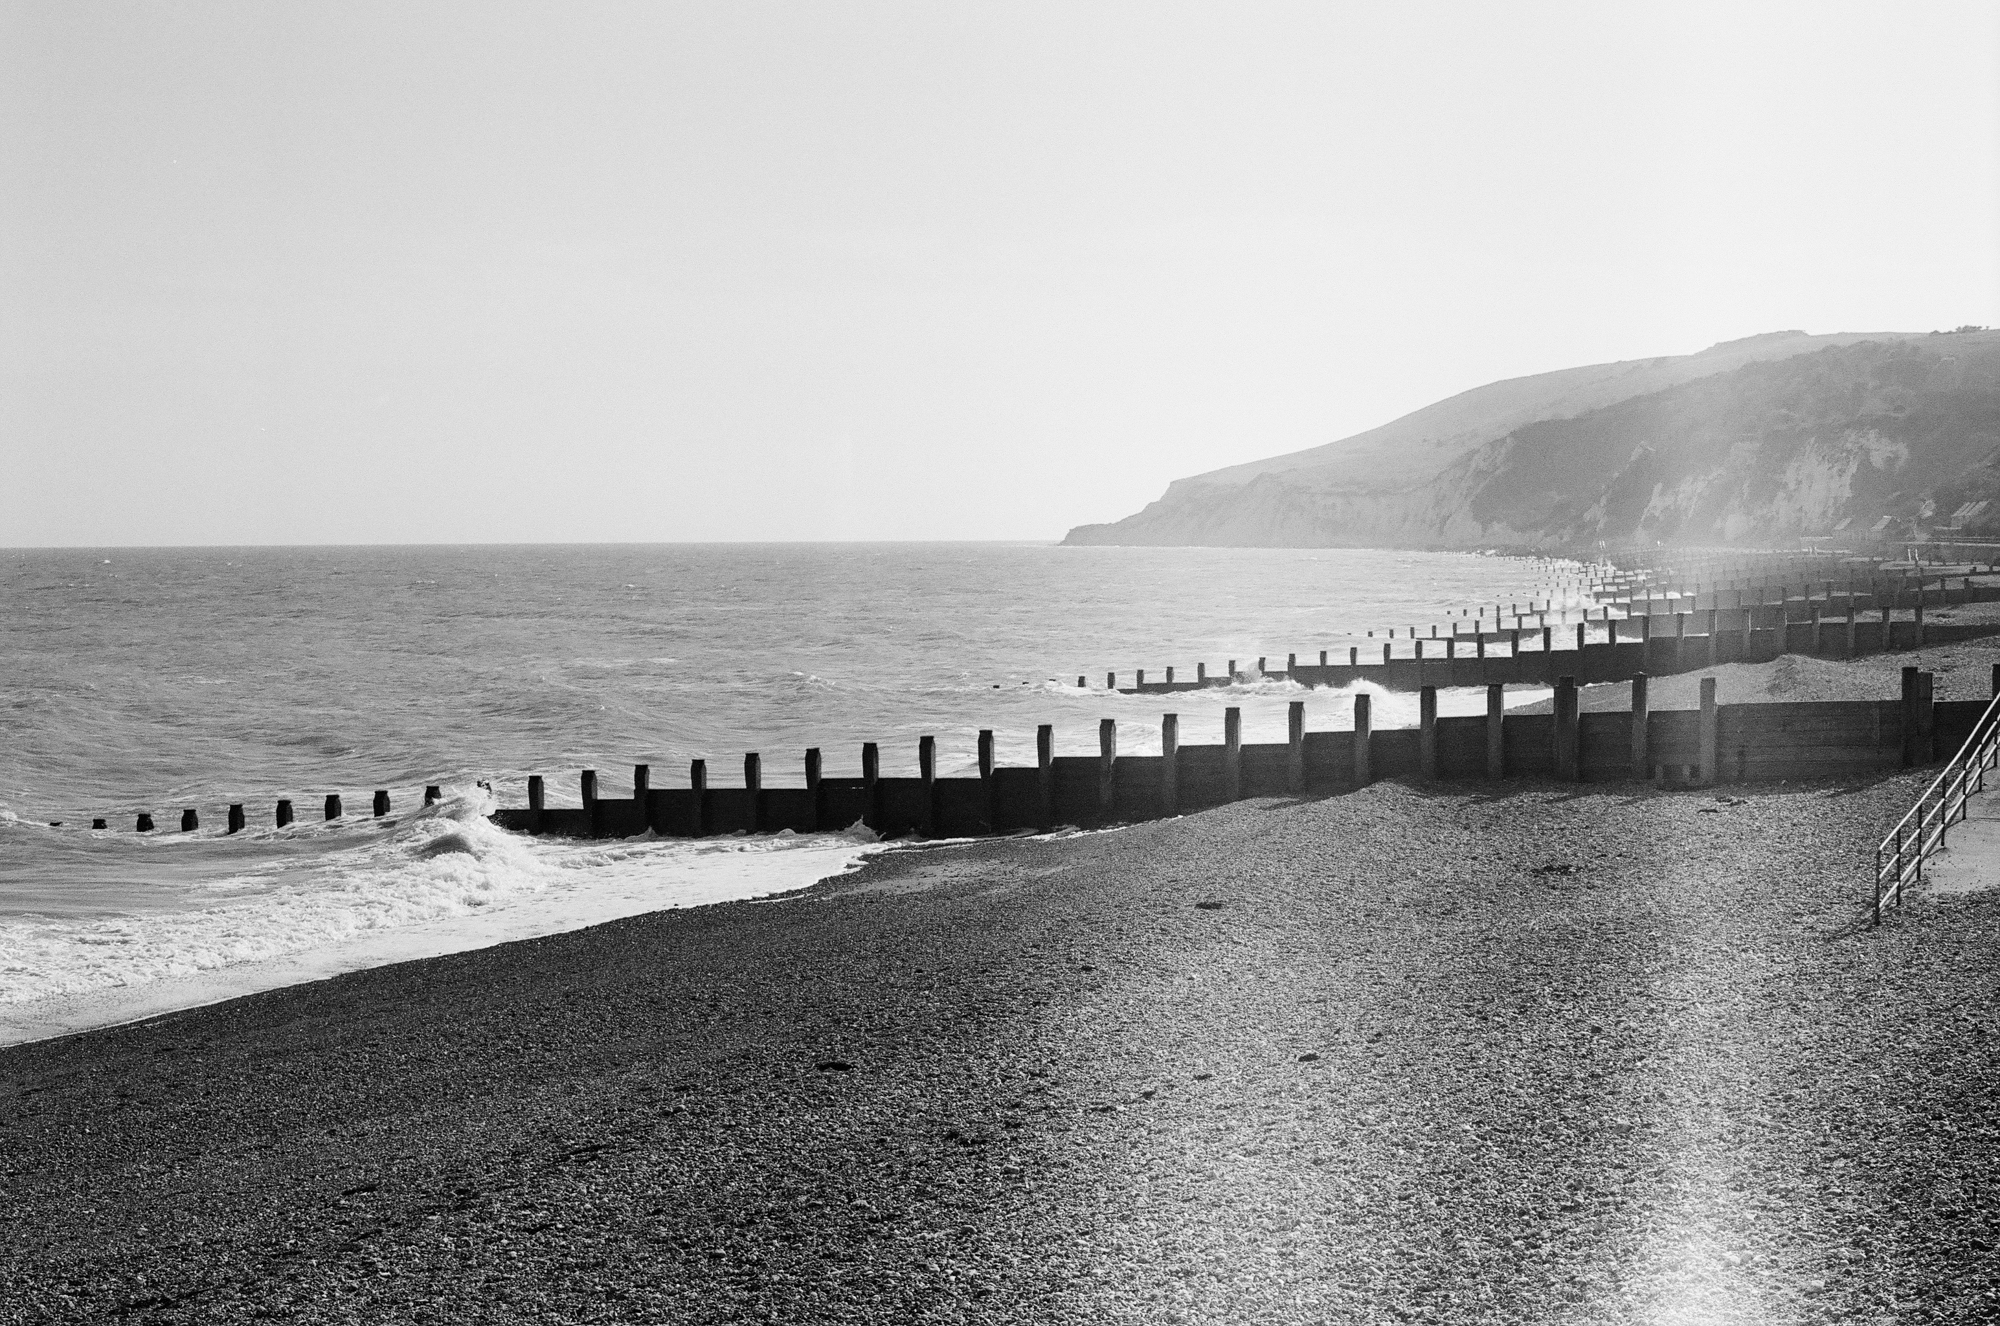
xmin=1350 ymin=646 xmax=1359 ymax=666
xmin=1916 ymin=670 xmax=1935 ymax=765
xmin=1197 ymin=662 xmax=1207 ymax=684
xmin=1288 ymin=652 xmax=1297 ymax=674
xmin=1486 ymin=682 xmax=1504 ymax=779
xmin=1901 ymin=666 xmax=1920 ymax=767
xmin=227 ymin=803 xmax=245 ymax=835
xmin=1553 ymin=677 xmax=1580 ymax=781
xmin=1107 ymin=671 xmax=1116 ymax=691
xmin=690 ymin=758 xmax=710 ymax=836
xmin=136 ymin=812 xmax=154 ymax=832
xmin=1257 ymin=656 xmax=1267 ymax=676
xmin=181 ymin=808 xmax=199 ymax=832
xmin=1097 ymin=720 xmax=1117 ymax=823
xmin=1353 ymin=693 xmax=1372 ymax=786
xmin=1319 ymin=650 xmax=1328 ymax=667
xmin=860 ymin=743 xmax=878 ymax=832
xmin=276 ymin=799 xmax=294 ymax=828
xmin=581 ymin=769 xmax=599 ymax=836
xmin=806 ymin=747 xmax=824 ymax=830
xmin=1287 ymin=700 xmax=1305 ymax=792
xmin=1077 ymin=675 xmax=1085 ymax=689
xmin=1137 ymin=669 xmax=1146 ymax=688
xmin=91 ymin=818 xmax=106 ymax=830
xmin=1228 ymin=659 xmax=1237 ymax=679
xmin=1382 ymin=642 xmax=1391 ymax=665
xmin=1223 ymin=707 xmax=1242 ymax=801
xmin=527 ymin=776 xmax=544 ymax=832
xmin=371 ymin=789 xmax=389 ymax=818
xmin=1626 ymin=672 xmax=1651 ymax=780
xmin=918 ymin=736 xmax=935 ymax=834
xmin=1706 ymin=609 xmax=1718 ymax=666
xmin=324 ymin=794 xmax=342 ymax=821
xmin=1166 ymin=666 xmax=1175 ymax=685
xmin=1914 ymin=584 xmax=1926 ymax=646
xmin=745 ymin=752 xmax=764 ymax=832
xmin=1446 ymin=638 xmax=1456 ymax=660
xmin=424 ymin=784 xmax=442 ymax=805
xmin=1161 ymin=714 xmax=1179 ymax=814
xmin=1419 ymin=685 xmax=1438 ymax=780
xmin=976 ymin=730 xmax=994 ymax=833
xmin=1698 ymin=676 xmax=1718 ymax=784
xmin=1036 ymin=725 xmax=1054 ymax=829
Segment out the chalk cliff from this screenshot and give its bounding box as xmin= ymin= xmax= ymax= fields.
xmin=1063 ymin=330 xmax=2000 ymax=550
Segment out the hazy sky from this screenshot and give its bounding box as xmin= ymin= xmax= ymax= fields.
xmin=4 ymin=2 xmax=1998 ymax=546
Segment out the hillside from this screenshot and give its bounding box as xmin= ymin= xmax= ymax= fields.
xmin=1063 ymin=330 xmax=2000 ymax=550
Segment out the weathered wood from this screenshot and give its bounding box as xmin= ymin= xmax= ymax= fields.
xmin=324 ymin=794 xmax=342 ymax=821
xmin=527 ymin=775 xmax=544 ymax=833
xmin=373 ymin=789 xmax=390 ymax=818
xmin=1486 ymin=682 xmax=1504 ymax=778
xmin=1036 ymin=724 xmax=1054 ymax=829
xmin=91 ymin=818 xmax=107 ymax=830
xmin=1418 ymin=685 xmax=1438 ymax=780
xmin=745 ymin=752 xmax=763 ymax=831
xmin=1553 ymin=676 xmax=1579 ymax=782
xmin=1354 ymin=693 xmax=1372 ymax=786
xmin=1915 ymin=670 xmax=1935 ymax=765
xmin=1630 ymin=672 xmax=1650 ymax=779
xmin=1287 ymin=700 xmax=1305 ymax=792
xmin=689 ymin=759 xmax=710 ymax=836
xmin=1224 ymin=707 xmax=1242 ymax=801
xmin=1097 ymin=720 xmax=1117 ymax=821
xmin=860 ymin=743 xmax=878 ymax=831
xmin=424 ymin=785 xmax=442 ymax=805
xmin=805 ymin=748 xmax=823 ymax=829
xmin=276 ymin=799 xmax=294 ymax=828
xmin=227 ymin=803 xmax=245 ymax=835
xmin=181 ymin=808 xmax=199 ymax=832
xmin=137 ymin=813 xmax=154 ymax=832
xmin=1699 ymin=677 xmax=1719 ymax=785
xmin=1901 ymin=666 xmax=1920 ymax=768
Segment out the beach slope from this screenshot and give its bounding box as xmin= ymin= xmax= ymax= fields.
xmin=4 ymin=776 xmax=1998 ymax=1323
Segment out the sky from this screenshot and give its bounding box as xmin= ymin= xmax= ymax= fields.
xmin=3 ymin=1 xmax=1998 ymax=547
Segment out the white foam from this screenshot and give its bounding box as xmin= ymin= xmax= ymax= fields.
xmin=0 ymin=790 xmax=881 ymax=1046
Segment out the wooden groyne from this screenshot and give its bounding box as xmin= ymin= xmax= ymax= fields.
xmin=482 ymin=665 xmax=1991 ymax=842
xmin=1104 ymin=555 xmax=2000 ymax=696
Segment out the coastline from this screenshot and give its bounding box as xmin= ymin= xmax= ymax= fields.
xmin=5 ymin=769 xmax=1998 ymax=1321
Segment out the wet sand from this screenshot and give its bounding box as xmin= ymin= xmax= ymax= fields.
xmin=5 ymin=770 xmax=1999 ymax=1324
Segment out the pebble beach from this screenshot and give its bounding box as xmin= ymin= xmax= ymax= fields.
xmin=5 ymin=761 xmax=1999 ymax=1323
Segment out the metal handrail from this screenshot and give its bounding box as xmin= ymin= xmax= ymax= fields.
xmin=1873 ymin=690 xmax=2000 ymax=924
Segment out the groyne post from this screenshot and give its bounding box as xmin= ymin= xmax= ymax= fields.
xmin=634 ymin=763 xmax=650 ymax=810
xmin=1161 ymin=714 xmax=1180 ymax=814
xmin=1097 ymin=720 xmax=1117 ymax=823
xmin=137 ymin=813 xmax=153 ymax=832
xmin=1287 ymin=700 xmax=1305 ymax=792
xmin=976 ymin=731 xmax=994 ymax=830
xmin=745 ymin=753 xmax=764 ymax=832
xmin=1485 ymin=682 xmax=1504 ymax=779
xmin=1107 ymin=671 xmax=1115 ymax=691
xmin=373 ymin=790 xmax=390 ymax=818
xmin=1166 ymin=667 xmax=1175 ymax=685
xmin=1350 ymin=647 xmax=1359 ymax=666
xmin=1630 ymin=673 xmax=1650 ymax=779
xmin=324 ymin=794 xmax=342 ymax=821
xmin=690 ymin=759 xmax=711 ymax=836
xmin=1419 ymin=686 xmax=1439 ymax=780
xmin=918 ymin=737 xmax=936 ymax=835
xmin=1696 ymin=676 xmax=1720 ymax=784
xmin=860 ymin=744 xmax=878 ymax=832
xmin=1137 ymin=669 xmax=1145 ymax=688
xmin=1553 ymin=676 xmax=1579 ymax=782
xmin=91 ymin=818 xmax=106 ymax=830
xmin=1198 ymin=662 xmax=1207 ymax=684
xmin=527 ymin=776 xmax=544 ymax=833
xmin=227 ymin=803 xmax=245 ymax=835
xmin=1916 ymin=671 xmax=1936 ymax=765
xmin=276 ymin=799 xmax=294 ymax=828
xmin=1224 ymin=707 xmax=1242 ymax=801
xmin=1706 ymin=609 xmax=1719 ymax=667
xmin=1319 ymin=651 xmax=1329 ymax=667
xmin=1901 ymin=667 xmax=1920 ymax=767
xmin=1036 ymin=725 xmax=1054 ymax=829
xmin=581 ymin=769 xmax=598 ymax=835
xmin=424 ymin=785 xmax=442 ymax=805
xmin=1353 ymin=693 xmax=1372 ymax=786
xmin=1914 ymin=585 xmax=1926 ymax=647
xmin=806 ymin=748 xmax=824 ymax=829
xmin=181 ymin=808 xmax=199 ymax=832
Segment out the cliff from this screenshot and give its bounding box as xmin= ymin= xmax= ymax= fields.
xmin=1063 ymin=330 xmax=2000 ymax=550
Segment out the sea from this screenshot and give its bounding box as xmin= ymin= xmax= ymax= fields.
xmin=0 ymin=543 xmax=1581 ymax=1043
